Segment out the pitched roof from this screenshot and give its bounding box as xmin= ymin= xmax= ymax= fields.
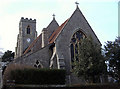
xmin=23 ymin=18 xmax=59 ymax=55
xmin=47 ymin=18 xmax=59 ymax=38
xmin=48 ymin=19 xmax=69 ymax=44
xmin=23 ymin=33 xmax=42 ymax=54
xmin=23 ymin=6 xmax=101 ymax=55
xmin=47 ymin=18 xmax=59 ymax=29
xmin=75 ymin=6 xmax=101 ymax=45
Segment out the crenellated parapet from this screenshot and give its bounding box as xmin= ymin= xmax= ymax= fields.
xmin=20 ymin=17 xmax=36 ymax=23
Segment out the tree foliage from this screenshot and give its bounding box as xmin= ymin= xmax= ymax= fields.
xmin=2 ymin=50 xmax=14 ymax=62
xmin=72 ymin=37 xmax=107 ymax=83
xmin=104 ymin=37 xmax=120 ymax=83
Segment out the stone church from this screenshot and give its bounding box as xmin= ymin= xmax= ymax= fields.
xmin=14 ymin=4 xmax=100 ymax=84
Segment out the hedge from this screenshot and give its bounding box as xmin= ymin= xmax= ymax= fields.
xmin=9 ymin=68 xmax=66 ymax=85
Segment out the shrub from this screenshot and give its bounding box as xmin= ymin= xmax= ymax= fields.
xmin=3 ymin=63 xmax=33 ymax=85
xmin=3 ymin=64 xmax=66 ymax=85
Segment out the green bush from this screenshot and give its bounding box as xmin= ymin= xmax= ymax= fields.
xmin=10 ymin=68 xmax=66 ymax=85
xmin=3 ymin=63 xmax=33 ymax=85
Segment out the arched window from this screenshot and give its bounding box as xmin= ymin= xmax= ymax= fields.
xmin=70 ymin=30 xmax=86 ymax=67
xmin=27 ymin=25 xmax=30 ymax=34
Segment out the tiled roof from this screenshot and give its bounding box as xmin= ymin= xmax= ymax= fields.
xmin=23 ymin=18 xmax=60 ymax=55
xmin=23 ymin=33 xmax=42 ymax=54
xmin=23 ymin=6 xmax=101 ymax=56
xmin=46 ymin=18 xmax=59 ymax=38
xmin=48 ymin=19 xmax=69 ymax=44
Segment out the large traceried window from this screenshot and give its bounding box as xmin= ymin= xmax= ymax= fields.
xmin=70 ymin=30 xmax=86 ymax=65
xmin=27 ymin=25 xmax=30 ymax=34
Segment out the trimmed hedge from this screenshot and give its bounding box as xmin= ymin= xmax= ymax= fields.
xmin=10 ymin=68 xmax=66 ymax=85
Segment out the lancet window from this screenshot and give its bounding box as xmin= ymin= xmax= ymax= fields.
xmin=27 ymin=25 xmax=30 ymax=34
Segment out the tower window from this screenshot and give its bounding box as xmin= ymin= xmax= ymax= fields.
xmin=27 ymin=25 xmax=30 ymax=34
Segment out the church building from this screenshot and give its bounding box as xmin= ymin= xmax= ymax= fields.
xmin=14 ymin=4 xmax=100 ymax=84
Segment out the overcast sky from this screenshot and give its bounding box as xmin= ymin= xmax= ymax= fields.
xmin=0 ymin=0 xmax=118 ymax=52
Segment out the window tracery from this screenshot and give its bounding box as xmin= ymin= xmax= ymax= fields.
xmin=70 ymin=30 xmax=86 ymax=66
xmin=34 ymin=60 xmax=43 ymax=68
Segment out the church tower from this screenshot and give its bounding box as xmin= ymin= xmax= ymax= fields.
xmin=15 ymin=17 xmax=37 ymax=58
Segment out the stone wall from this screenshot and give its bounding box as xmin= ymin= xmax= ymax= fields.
xmin=15 ymin=17 xmax=37 ymax=58
xmin=55 ymin=7 xmax=101 ymax=84
xmin=14 ymin=44 xmax=52 ymax=68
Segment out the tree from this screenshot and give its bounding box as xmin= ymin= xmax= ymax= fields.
xmin=72 ymin=37 xmax=107 ymax=83
xmin=2 ymin=50 xmax=14 ymax=62
xmin=104 ymin=37 xmax=120 ymax=83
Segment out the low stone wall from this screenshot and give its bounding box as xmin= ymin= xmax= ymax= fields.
xmin=2 ymin=84 xmax=120 ymax=89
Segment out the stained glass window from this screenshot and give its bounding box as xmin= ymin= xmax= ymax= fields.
xmin=70 ymin=30 xmax=86 ymax=64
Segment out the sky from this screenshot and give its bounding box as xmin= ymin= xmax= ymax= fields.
xmin=0 ymin=0 xmax=118 ymax=53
